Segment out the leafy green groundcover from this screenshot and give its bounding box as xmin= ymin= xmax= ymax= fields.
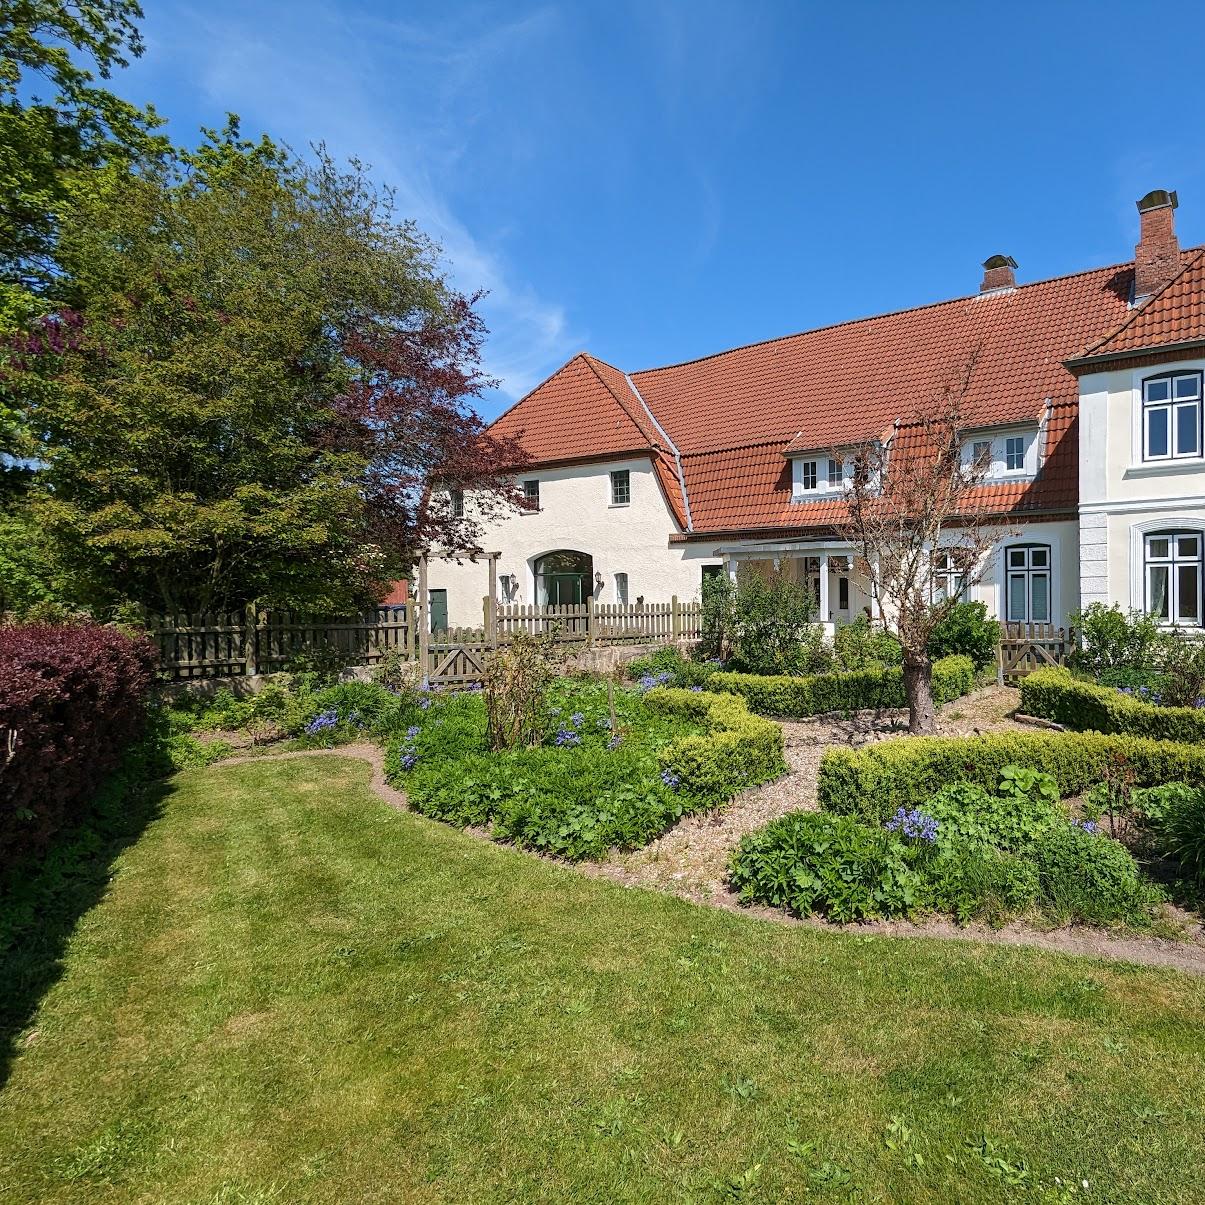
xmin=731 ymin=765 xmax=1161 ymax=928
xmin=1020 ymin=667 xmax=1205 ymax=744
xmin=6 ymin=757 xmax=1205 ymax=1203
xmin=385 ymin=681 xmax=784 ymax=860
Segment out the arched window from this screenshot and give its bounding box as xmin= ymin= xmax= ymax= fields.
xmin=1145 ymin=530 xmax=1203 ymax=626
xmin=534 ymin=550 xmax=593 ymax=606
xmin=1005 ymin=544 xmax=1051 ymax=623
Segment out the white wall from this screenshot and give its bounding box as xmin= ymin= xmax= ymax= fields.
xmin=425 ymin=456 xmax=723 ymax=627
xmin=966 ymin=520 xmax=1080 ymax=628
xmin=1079 ymin=361 xmax=1205 ymax=616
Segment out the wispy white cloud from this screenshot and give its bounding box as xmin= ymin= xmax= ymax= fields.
xmin=133 ymin=0 xmax=579 ymax=404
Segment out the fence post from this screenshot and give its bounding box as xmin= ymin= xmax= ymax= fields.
xmin=586 ymin=593 xmax=595 ymax=647
xmin=488 ymin=551 xmax=499 ymax=649
xmin=417 ymin=555 xmax=429 ymax=682
xmin=243 ymin=602 xmax=257 ymax=677
xmin=671 ymin=595 xmax=681 ymax=640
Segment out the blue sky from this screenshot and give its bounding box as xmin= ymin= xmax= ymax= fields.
xmin=121 ymin=0 xmax=1205 ymax=417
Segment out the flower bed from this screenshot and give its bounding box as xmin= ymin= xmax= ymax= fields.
xmin=1020 ymin=667 xmax=1205 ymax=743
xmin=817 ymin=730 xmax=1205 ymax=823
xmin=706 ymin=654 xmax=975 ymax=719
xmin=731 ymin=763 xmax=1161 ymax=926
xmin=385 ymin=681 xmax=784 ymax=860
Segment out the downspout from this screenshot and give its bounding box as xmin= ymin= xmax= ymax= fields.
xmin=625 ymin=373 xmax=694 ymax=532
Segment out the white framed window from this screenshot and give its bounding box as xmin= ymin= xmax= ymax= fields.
xmin=450 ymin=489 xmax=464 ymax=518
xmin=932 ymin=551 xmax=967 ymax=603
xmin=614 ymin=571 xmax=629 ymax=604
xmin=1005 ymin=544 xmax=1052 ymax=623
xmin=1145 ymin=530 xmax=1202 ymax=626
xmin=962 ymin=429 xmax=1036 ymax=479
xmin=1005 ymin=436 xmax=1025 ymax=471
xmin=610 ymin=469 xmax=630 ymax=506
xmin=522 ymin=479 xmax=540 ymax=510
xmin=972 ymin=439 xmax=992 ymax=469
xmin=1143 ymin=372 xmax=1202 ymax=460
xmin=800 ymin=460 xmax=818 ymax=491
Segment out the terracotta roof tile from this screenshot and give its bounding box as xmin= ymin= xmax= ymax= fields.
xmin=490 ymin=353 xmax=656 ymax=463
xmin=489 ymin=257 xmax=1152 ymax=535
xmin=1079 ymin=249 xmax=1205 ymax=359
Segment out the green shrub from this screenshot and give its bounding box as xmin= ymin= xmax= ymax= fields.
xmin=927 ymin=601 xmax=1000 ymax=671
xmin=833 ymin=615 xmax=901 ymax=671
xmin=1070 ymin=603 xmax=1170 ymax=678
xmin=1131 ymin=782 xmax=1201 ymax=827
xmin=643 ymin=687 xmax=785 ymax=799
xmin=818 ymin=731 xmax=1205 ymax=822
xmin=729 ymin=812 xmax=920 ymax=921
xmin=626 ymin=645 xmax=721 ymax=688
xmin=1151 ymin=786 xmax=1205 ymax=890
xmin=1031 ymin=825 xmax=1159 ymax=924
xmin=1157 ymin=635 xmax=1205 ymax=709
xmin=1020 ymin=668 xmax=1205 ymax=744
xmin=708 ymin=654 xmax=974 ymax=719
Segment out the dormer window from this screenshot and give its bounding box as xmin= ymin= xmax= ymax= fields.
xmin=792 ymin=455 xmax=853 ymax=499
xmin=962 ymin=429 xmax=1037 ymax=479
xmin=1143 ymin=372 xmax=1202 ymax=461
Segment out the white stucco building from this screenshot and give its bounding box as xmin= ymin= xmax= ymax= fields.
xmin=424 ymin=191 xmax=1205 ymax=638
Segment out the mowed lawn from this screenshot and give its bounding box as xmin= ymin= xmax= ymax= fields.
xmin=3 ymin=759 xmax=1205 ymax=1203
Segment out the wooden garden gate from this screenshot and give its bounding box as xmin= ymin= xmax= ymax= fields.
xmin=997 ymin=622 xmax=1075 ymax=683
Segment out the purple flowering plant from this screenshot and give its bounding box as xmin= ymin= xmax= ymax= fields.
xmin=884 ymin=807 xmax=939 ymax=843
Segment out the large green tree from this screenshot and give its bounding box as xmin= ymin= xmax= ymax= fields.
xmin=5 ymin=122 xmax=525 ymax=616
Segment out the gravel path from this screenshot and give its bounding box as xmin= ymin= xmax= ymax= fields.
xmin=212 ymin=690 xmax=1205 ymax=975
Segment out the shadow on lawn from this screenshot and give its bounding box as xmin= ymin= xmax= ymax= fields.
xmin=0 ymin=771 xmax=176 ymax=1089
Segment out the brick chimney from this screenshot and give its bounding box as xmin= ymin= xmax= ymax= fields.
xmin=980 ymin=254 xmax=1017 ymax=292
xmin=1134 ymin=189 xmax=1181 ymax=301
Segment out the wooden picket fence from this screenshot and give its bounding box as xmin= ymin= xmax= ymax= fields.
xmin=997 ymin=622 xmax=1075 ymax=683
xmin=153 ymin=596 xmax=701 ymax=682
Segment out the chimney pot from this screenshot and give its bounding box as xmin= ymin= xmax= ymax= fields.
xmin=980 ymin=254 xmax=1018 ymax=293
xmin=1134 ymin=189 xmax=1182 ymax=301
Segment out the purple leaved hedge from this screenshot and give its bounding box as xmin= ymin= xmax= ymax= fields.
xmin=0 ymin=622 xmax=158 ymax=870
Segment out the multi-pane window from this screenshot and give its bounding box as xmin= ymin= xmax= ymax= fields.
xmin=450 ymin=489 xmax=464 ymax=518
xmin=1005 ymin=436 xmax=1026 ymax=471
xmin=1143 ymin=372 xmax=1202 ymax=460
xmin=972 ymin=440 xmax=992 ymax=469
xmin=932 ymin=551 xmax=967 ymax=602
xmin=800 ymin=460 xmax=818 ymax=491
xmin=614 ymin=571 xmax=629 ymax=604
xmin=610 ymin=469 xmax=630 ymax=505
xmin=827 ymin=458 xmax=841 ymax=486
xmin=1145 ymin=531 xmax=1203 ymax=626
xmin=522 ymin=478 xmax=540 ymax=510
xmin=1005 ymin=545 xmax=1051 ymax=623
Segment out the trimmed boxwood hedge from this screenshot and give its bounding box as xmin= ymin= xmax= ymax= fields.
xmin=644 ymin=686 xmax=786 ymax=797
xmin=707 ymin=654 xmax=975 ymax=718
xmin=1020 ymin=667 xmax=1205 ymax=744
xmin=818 ymin=730 xmax=1205 ymax=822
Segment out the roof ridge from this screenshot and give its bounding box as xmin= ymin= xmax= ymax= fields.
xmin=630 ymin=256 xmax=1147 ymax=379
xmin=1077 ymin=247 xmax=1205 ymax=358
xmin=580 ymin=353 xmax=659 ymax=449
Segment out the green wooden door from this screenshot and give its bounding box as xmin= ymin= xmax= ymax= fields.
xmin=428 ymin=589 xmax=448 ymax=634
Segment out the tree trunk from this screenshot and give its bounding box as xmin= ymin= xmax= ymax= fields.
xmin=902 ymin=652 xmax=936 ymax=734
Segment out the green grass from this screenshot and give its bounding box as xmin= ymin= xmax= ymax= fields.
xmin=3 ymin=757 xmax=1205 ymax=1202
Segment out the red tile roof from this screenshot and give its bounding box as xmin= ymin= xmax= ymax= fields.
xmin=490 ymin=353 xmax=656 ymax=464
xmin=488 ymin=253 xmax=1198 ymax=535
xmin=1078 ymin=249 xmax=1205 ymax=360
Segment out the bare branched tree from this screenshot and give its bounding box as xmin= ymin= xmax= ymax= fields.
xmin=838 ymin=357 xmax=1008 ymax=733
